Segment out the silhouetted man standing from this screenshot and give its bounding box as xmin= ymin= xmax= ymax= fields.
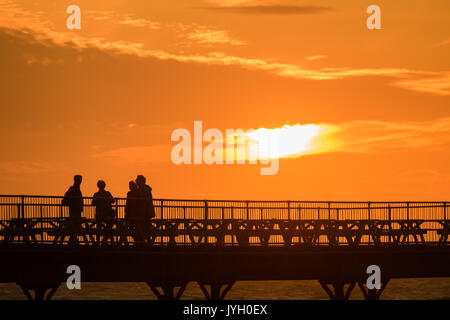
xmin=63 ymin=175 xmax=84 ymax=219
xmin=62 ymin=175 xmax=83 ymax=244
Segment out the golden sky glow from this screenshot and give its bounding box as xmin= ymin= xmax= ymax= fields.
xmin=0 ymin=0 xmax=449 ymax=200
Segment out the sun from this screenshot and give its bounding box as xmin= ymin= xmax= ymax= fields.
xmin=229 ymin=123 xmax=338 ymax=161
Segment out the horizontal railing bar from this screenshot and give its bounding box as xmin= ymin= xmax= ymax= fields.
xmin=0 ymin=203 xmax=446 ymax=211
xmin=0 ymin=195 xmax=447 ymax=204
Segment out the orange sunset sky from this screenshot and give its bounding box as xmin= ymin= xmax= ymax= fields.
xmin=0 ymin=0 xmax=449 ymax=200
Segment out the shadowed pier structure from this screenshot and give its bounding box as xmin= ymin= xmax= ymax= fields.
xmin=0 ymin=195 xmax=449 ymax=300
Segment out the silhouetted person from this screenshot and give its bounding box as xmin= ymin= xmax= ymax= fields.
xmin=125 ymin=181 xmax=140 ymax=220
xmin=62 ymin=175 xmax=84 ymax=244
xmin=63 ymin=175 xmax=84 ymax=219
xmin=92 ymin=180 xmax=115 ymax=220
xmin=125 ymin=181 xmax=143 ymax=243
xmin=136 ymin=175 xmax=156 ymax=220
xmin=92 ymin=180 xmax=115 ymax=244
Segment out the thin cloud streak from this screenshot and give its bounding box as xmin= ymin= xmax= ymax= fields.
xmin=85 ymin=10 xmax=161 ymax=29
xmin=335 ymin=118 xmax=450 ymax=153
xmin=394 ymin=73 xmax=450 ymax=96
xmin=306 ymin=55 xmax=327 ymax=61
xmin=93 ymin=145 xmax=172 ymax=165
xmin=436 ymin=38 xmax=450 ymax=46
xmin=186 ymin=27 xmax=245 ymax=45
xmin=0 ymin=161 xmax=61 ymax=174
xmin=198 ymin=5 xmax=332 ymax=15
xmin=84 ymin=9 xmax=244 ymax=46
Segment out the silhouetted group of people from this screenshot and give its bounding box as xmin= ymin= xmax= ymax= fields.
xmin=125 ymin=175 xmax=156 ymax=221
xmin=62 ymin=174 xmax=156 ymax=242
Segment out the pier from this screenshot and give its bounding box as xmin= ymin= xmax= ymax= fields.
xmin=1 ymin=196 xmax=449 ymax=300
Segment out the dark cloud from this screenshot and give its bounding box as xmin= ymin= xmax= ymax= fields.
xmin=197 ymin=5 xmax=332 ymax=15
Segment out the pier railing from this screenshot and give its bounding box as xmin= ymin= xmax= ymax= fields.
xmin=0 ymin=195 xmax=449 ymax=246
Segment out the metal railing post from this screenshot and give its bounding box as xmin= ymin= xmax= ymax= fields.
xmin=288 ymin=201 xmax=291 ymax=220
xmin=444 ymin=202 xmax=447 ymax=220
xmin=183 ymin=207 xmax=187 ymax=245
xmin=204 ymin=200 xmax=208 ymax=244
xmin=20 ymin=196 xmax=24 ymax=219
xmin=328 ymin=202 xmax=331 ymax=220
xmin=406 ymin=202 xmax=410 ymax=245
xmin=40 ymin=205 xmax=44 ymax=244
xmin=246 ymin=201 xmax=249 ymax=220
xmin=160 ymin=200 xmax=164 ymax=245
xmin=406 ymin=202 xmax=410 ymax=220
xmin=204 ymin=200 xmax=208 ymax=220
xmin=368 ymin=202 xmax=371 ymax=244
xmin=231 ymin=206 xmax=235 ymax=246
xmin=388 ymin=205 xmax=392 ymax=244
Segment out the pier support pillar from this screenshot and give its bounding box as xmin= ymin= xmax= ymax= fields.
xmin=146 ymin=281 xmax=188 ymax=300
xmin=18 ymin=282 xmax=60 ymax=301
xmin=319 ymin=280 xmax=356 ymax=300
xmin=198 ymin=281 xmax=235 ymax=300
xmin=358 ymin=279 xmax=390 ymax=300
